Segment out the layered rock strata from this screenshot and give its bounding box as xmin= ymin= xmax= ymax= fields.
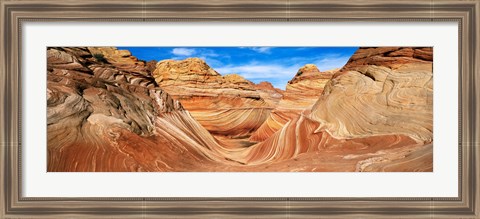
xmin=47 ymin=47 xmax=433 ymax=172
xmin=250 ymin=65 xmax=337 ymax=141
xmin=242 ymin=47 xmax=433 ymax=171
xmin=47 ymin=47 xmax=230 ymax=171
xmin=152 ymin=58 xmax=282 ymax=137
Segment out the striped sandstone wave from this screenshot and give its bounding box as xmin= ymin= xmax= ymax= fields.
xmin=47 ymin=47 xmax=231 ymax=171
xmin=47 ymin=47 xmax=433 ymax=172
xmin=249 ymin=65 xmax=336 ymax=141
xmin=241 ymin=47 xmax=433 ymax=171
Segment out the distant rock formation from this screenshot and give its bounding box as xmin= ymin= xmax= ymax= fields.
xmin=151 ymin=58 xmax=282 ymax=137
xmin=283 ymin=64 xmax=338 ymax=109
xmin=253 ymin=81 xmax=284 ymax=107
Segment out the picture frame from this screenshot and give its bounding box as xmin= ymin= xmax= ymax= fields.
xmin=1 ymin=0 xmax=478 ymax=218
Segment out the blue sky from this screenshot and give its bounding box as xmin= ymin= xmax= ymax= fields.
xmin=118 ymin=47 xmax=358 ymax=89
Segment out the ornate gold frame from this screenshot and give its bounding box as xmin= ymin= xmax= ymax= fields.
xmin=1 ymin=0 xmax=478 ymax=218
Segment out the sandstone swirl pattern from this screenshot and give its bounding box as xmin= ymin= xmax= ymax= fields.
xmin=48 ymin=47 xmax=433 ymax=172
xmin=243 ymin=47 xmax=433 ymax=171
xmin=311 ymin=47 xmax=433 ymax=142
xmin=249 ymin=64 xmax=336 ymax=141
xmin=151 ymin=58 xmax=282 ymax=137
xmin=47 ymin=47 xmax=232 ymax=171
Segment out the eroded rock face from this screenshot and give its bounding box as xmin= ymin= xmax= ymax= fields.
xmin=152 ymin=58 xmax=282 ymax=137
xmin=254 ymin=81 xmax=284 ymax=107
xmin=250 ymin=64 xmax=337 ymax=141
xmin=283 ymin=65 xmax=337 ymax=109
xmin=48 ymin=47 xmax=433 ymax=172
xmin=47 ymin=47 xmax=228 ymax=171
xmin=243 ymin=47 xmax=433 ymax=171
xmin=311 ymin=47 xmax=433 ymax=142
xmin=87 ymin=47 xmax=150 ymax=75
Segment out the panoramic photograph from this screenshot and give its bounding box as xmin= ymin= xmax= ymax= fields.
xmin=47 ymin=46 xmax=433 ymax=172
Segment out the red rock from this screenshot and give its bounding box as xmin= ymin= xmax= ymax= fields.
xmin=48 ymin=47 xmax=433 ymax=172
xmin=87 ymin=47 xmax=150 ymax=76
xmin=250 ymin=64 xmax=337 ymax=141
xmin=243 ymin=47 xmax=433 ymax=172
xmin=47 ymin=48 xmax=229 ymax=171
xmin=254 ymin=81 xmax=284 ymax=107
xmin=151 ymin=58 xmax=282 ymax=137
xmin=145 ymin=60 xmax=158 ymax=73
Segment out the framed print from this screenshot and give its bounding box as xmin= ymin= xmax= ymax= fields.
xmin=1 ymin=0 xmax=479 ymax=218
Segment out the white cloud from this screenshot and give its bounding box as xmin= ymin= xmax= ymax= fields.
xmin=252 ymin=47 xmax=272 ymax=53
xmin=201 ymin=50 xmax=220 ymax=57
xmin=216 ymin=64 xmax=296 ymax=78
xmin=199 ymin=56 xmax=223 ymax=67
xmin=171 ymin=48 xmax=196 ymax=56
xmin=170 ymin=48 xmax=222 ymax=64
xmin=313 ymin=55 xmax=351 ymax=71
xmin=272 ymin=81 xmax=288 ymax=90
xmin=243 ymin=47 xmax=273 ymax=54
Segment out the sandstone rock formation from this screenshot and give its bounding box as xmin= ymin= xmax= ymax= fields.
xmin=47 ymin=46 xmax=433 ymax=172
xmin=151 ymin=58 xmax=282 ymax=137
xmin=254 ymin=81 xmax=284 ymax=107
xmin=311 ymin=47 xmax=433 ymax=142
xmin=47 ymin=47 xmax=231 ymax=171
xmin=145 ymin=60 xmax=158 ymax=73
xmin=242 ymin=47 xmax=433 ymax=171
xmin=283 ymin=65 xmax=338 ymax=109
xmin=249 ymin=65 xmax=337 ymax=141
xmin=87 ymin=47 xmax=150 ymax=75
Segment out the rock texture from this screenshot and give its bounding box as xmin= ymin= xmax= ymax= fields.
xmin=254 ymin=81 xmax=284 ymax=107
xmin=250 ymin=65 xmax=336 ymax=141
xmin=151 ymin=58 xmax=282 ymax=137
xmin=311 ymin=47 xmax=433 ymax=142
xmin=283 ymin=64 xmax=338 ymax=109
xmin=87 ymin=47 xmax=150 ymax=75
xmin=48 ymin=46 xmax=433 ymax=172
xmin=242 ymin=47 xmax=433 ymax=171
xmin=47 ymin=47 xmax=230 ymax=171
